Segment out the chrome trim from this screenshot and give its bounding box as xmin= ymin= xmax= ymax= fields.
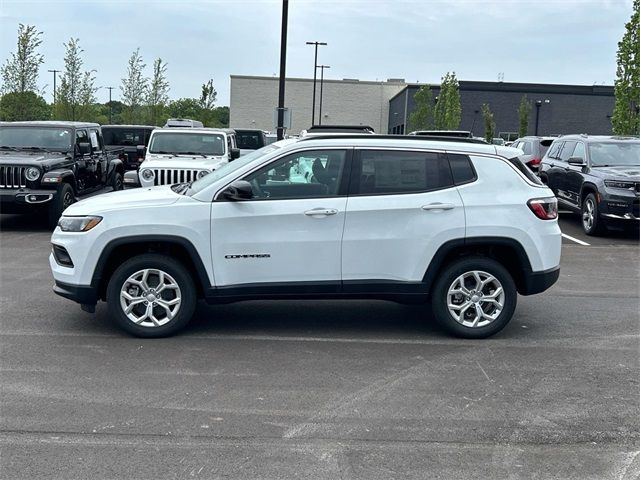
xmin=602 ymin=213 xmax=640 ymax=221
xmin=25 ymin=194 xmax=54 ymax=204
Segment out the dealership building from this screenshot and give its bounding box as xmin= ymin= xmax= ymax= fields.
xmin=229 ymin=75 xmax=615 ymax=137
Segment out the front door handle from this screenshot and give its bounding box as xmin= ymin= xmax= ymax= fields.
xmin=422 ymin=203 xmax=455 ymax=211
xmin=304 ymin=208 xmax=338 ymax=217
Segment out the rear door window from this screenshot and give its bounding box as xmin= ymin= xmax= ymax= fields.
xmin=521 ymin=141 xmax=532 ymax=155
xmin=352 ymin=150 xmax=453 ymax=195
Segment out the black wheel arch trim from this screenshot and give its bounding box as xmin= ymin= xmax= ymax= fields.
xmin=421 ymin=237 xmax=546 ymax=294
xmin=90 ymin=235 xmax=212 ymax=296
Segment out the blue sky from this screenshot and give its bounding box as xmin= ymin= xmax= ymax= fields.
xmin=0 ymin=0 xmax=634 ymax=106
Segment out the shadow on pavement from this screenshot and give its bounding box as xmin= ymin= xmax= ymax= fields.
xmin=0 ymin=213 xmax=51 ymax=233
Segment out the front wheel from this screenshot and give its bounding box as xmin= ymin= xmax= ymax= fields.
xmin=106 ymin=254 xmax=197 ymax=337
xmin=112 ymin=171 xmax=123 ymax=191
xmin=581 ymin=193 xmax=606 ymax=236
xmin=431 ymin=256 xmax=517 ymax=339
xmin=48 ymin=182 xmax=75 ymax=229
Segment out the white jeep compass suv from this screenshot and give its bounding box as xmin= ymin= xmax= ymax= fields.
xmin=50 ymin=136 xmax=561 ymax=339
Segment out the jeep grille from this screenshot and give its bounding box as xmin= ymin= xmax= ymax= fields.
xmin=0 ymin=166 xmax=27 ymax=188
xmin=152 ymin=168 xmax=204 ymax=186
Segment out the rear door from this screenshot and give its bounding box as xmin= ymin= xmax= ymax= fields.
xmin=556 ymin=141 xmax=578 ymax=206
xmin=341 ymin=149 xmax=465 ymax=286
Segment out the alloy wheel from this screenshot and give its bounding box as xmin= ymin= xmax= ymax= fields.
xmin=119 ymin=268 xmax=182 ymax=327
xmin=446 ymin=270 xmax=505 ymax=328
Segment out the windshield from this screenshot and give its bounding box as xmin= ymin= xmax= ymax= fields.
xmin=188 ymin=142 xmax=283 ymax=194
xmin=0 ymin=126 xmax=72 ymax=151
xmin=589 ymin=142 xmax=640 ymax=167
xmin=103 ymin=128 xmax=152 ymax=147
xmin=236 ymin=131 xmax=265 ymax=150
xmin=148 ymin=132 xmax=225 ymax=156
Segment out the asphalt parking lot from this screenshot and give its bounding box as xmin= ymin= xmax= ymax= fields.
xmin=0 ymin=212 xmax=638 ymax=480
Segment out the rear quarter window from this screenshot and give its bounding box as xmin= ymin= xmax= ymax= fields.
xmin=447 ymin=154 xmax=477 ymax=185
xmin=507 ymin=156 xmax=543 ymax=185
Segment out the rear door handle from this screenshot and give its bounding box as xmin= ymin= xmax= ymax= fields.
xmin=422 ymin=203 xmax=455 ymax=211
xmin=304 ymin=208 xmax=338 ymax=216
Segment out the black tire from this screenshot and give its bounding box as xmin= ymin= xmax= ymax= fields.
xmin=431 ymin=256 xmax=517 ymax=339
xmin=48 ymin=182 xmax=75 ymax=229
xmin=581 ymin=193 xmax=606 ymax=236
xmin=112 ymin=171 xmax=124 ymax=191
xmin=106 ymin=253 xmax=197 ymax=337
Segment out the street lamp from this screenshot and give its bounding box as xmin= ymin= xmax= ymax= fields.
xmin=317 ymin=65 xmax=330 ymax=126
xmin=47 ymin=69 xmax=61 ymax=104
xmin=276 ymin=0 xmax=289 ymax=140
xmin=106 ymin=86 xmax=114 ymax=124
xmin=534 ymin=99 xmax=550 ymax=136
xmin=470 ymin=109 xmax=480 ymax=135
xmin=306 ymin=41 xmax=327 ymax=126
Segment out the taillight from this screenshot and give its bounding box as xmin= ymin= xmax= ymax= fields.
xmin=528 ymin=157 xmax=541 ymax=165
xmin=528 ymin=197 xmax=558 ymax=220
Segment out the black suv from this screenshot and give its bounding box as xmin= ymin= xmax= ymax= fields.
xmin=0 ymin=121 xmax=125 ymax=227
xmin=539 ymin=135 xmax=640 ymax=235
xmin=101 ymin=125 xmax=155 ymax=170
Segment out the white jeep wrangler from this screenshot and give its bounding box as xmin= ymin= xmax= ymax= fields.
xmin=124 ymin=128 xmax=240 ymax=188
xmin=51 ymin=136 xmax=561 ymax=339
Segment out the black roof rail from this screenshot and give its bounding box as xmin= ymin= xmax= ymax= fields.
xmin=298 ymin=134 xmax=490 ymax=144
xmin=307 ymin=124 xmax=375 ymax=133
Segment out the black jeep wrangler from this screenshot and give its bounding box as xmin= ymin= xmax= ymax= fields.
xmin=0 ymin=121 xmax=125 ymax=228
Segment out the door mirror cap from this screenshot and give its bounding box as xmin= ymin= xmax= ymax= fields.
xmin=230 ymin=148 xmax=241 ymax=160
xmin=77 ymin=142 xmax=91 ymax=155
xmin=568 ymin=156 xmax=586 ymax=166
xmin=221 ymin=180 xmax=253 ymax=201
xmin=136 ymin=145 xmax=147 ymax=158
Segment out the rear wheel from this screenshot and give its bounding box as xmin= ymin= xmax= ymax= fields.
xmin=431 ymin=256 xmax=517 ymax=339
xmin=106 ymin=254 xmax=197 ymax=337
xmin=581 ymin=193 xmax=606 ymax=236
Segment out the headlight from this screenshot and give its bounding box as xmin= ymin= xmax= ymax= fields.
xmin=57 ymin=216 xmax=103 ymax=232
xmin=197 ymin=170 xmax=210 ymax=179
xmin=604 ymin=180 xmax=634 ymax=189
xmin=26 ymin=167 xmax=41 ymax=181
xmin=141 ymin=169 xmax=154 ymax=181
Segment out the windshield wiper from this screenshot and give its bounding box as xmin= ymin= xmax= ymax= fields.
xmin=152 ymin=150 xmax=178 ymax=156
xmin=22 ymin=146 xmax=50 ymax=152
xmin=171 ymin=181 xmax=193 ymax=195
xmin=0 ymin=145 xmax=19 ymax=151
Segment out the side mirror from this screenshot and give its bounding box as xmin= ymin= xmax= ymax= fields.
xmin=221 ymin=180 xmax=253 ymax=201
xmin=77 ymin=142 xmax=91 ymax=155
xmin=568 ymin=157 xmax=586 ymax=166
xmin=230 ymin=148 xmax=241 ymax=160
xmin=136 ymin=145 xmax=147 ymax=160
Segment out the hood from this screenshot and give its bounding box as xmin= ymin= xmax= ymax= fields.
xmin=591 ymin=165 xmax=640 ymax=180
xmin=141 ymin=154 xmax=227 ymax=171
xmin=64 ymin=185 xmax=181 ymax=215
xmin=0 ymin=151 xmax=69 ymax=165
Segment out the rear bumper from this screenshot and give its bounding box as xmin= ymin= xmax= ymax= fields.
xmin=520 ymin=266 xmax=560 ymax=295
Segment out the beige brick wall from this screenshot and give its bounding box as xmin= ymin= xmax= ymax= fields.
xmin=230 ymin=75 xmax=406 ymax=135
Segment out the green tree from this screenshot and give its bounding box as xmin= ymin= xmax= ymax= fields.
xmin=612 ymin=0 xmax=640 ymax=135
xmin=482 ymin=103 xmax=496 ymax=143
xmin=518 ymin=95 xmax=532 ymax=137
xmin=0 ymin=91 xmax=50 ymax=121
xmin=121 ymin=48 xmax=148 ymax=124
xmin=54 ymin=38 xmax=96 ymax=121
xmin=0 ymin=24 xmax=46 ymax=120
xmin=433 ymin=72 xmax=462 ymax=130
xmin=1 ymin=24 xmax=44 ymax=95
xmin=213 ymin=106 xmax=229 ymax=127
xmin=408 ymin=84 xmax=434 ymax=132
xmin=146 ymin=58 xmax=169 ymax=125
xmin=199 ymin=79 xmax=217 ymax=110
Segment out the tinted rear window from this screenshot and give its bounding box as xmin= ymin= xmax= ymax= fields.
xmin=508 ymin=156 xmax=543 ymax=185
xmin=236 ymin=131 xmax=266 ymax=150
xmin=102 ymin=128 xmax=152 ymax=146
xmin=447 ymin=154 xmax=476 ymax=184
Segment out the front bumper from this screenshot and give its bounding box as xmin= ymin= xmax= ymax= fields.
xmin=53 ymin=279 xmax=98 ymax=305
xmin=123 ymin=171 xmax=141 ymax=189
xmin=0 ymin=188 xmax=58 ymax=213
xmin=600 ymin=190 xmax=640 ymax=221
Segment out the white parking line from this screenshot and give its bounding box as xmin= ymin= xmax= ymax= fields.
xmin=561 ymin=233 xmax=590 ymax=246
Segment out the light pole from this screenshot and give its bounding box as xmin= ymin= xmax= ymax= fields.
xmin=470 ymin=109 xmax=480 ymax=135
xmin=306 ymin=41 xmax=327 ymax=126
xmin=534 ymin=99 xmax=550 ymax=136
xmin=47 ymin=69 xmax=61 ymax=104
xmin=276 ymin=0 xmax=289 ymax=140
xmin=106 ymin=86 xmax=114 ymax=124
xmin=317 ymin=65 xmax=330 ymax=126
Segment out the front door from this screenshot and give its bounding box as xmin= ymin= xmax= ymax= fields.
xmin=210 ymin=148 xmax=351 ymax=288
